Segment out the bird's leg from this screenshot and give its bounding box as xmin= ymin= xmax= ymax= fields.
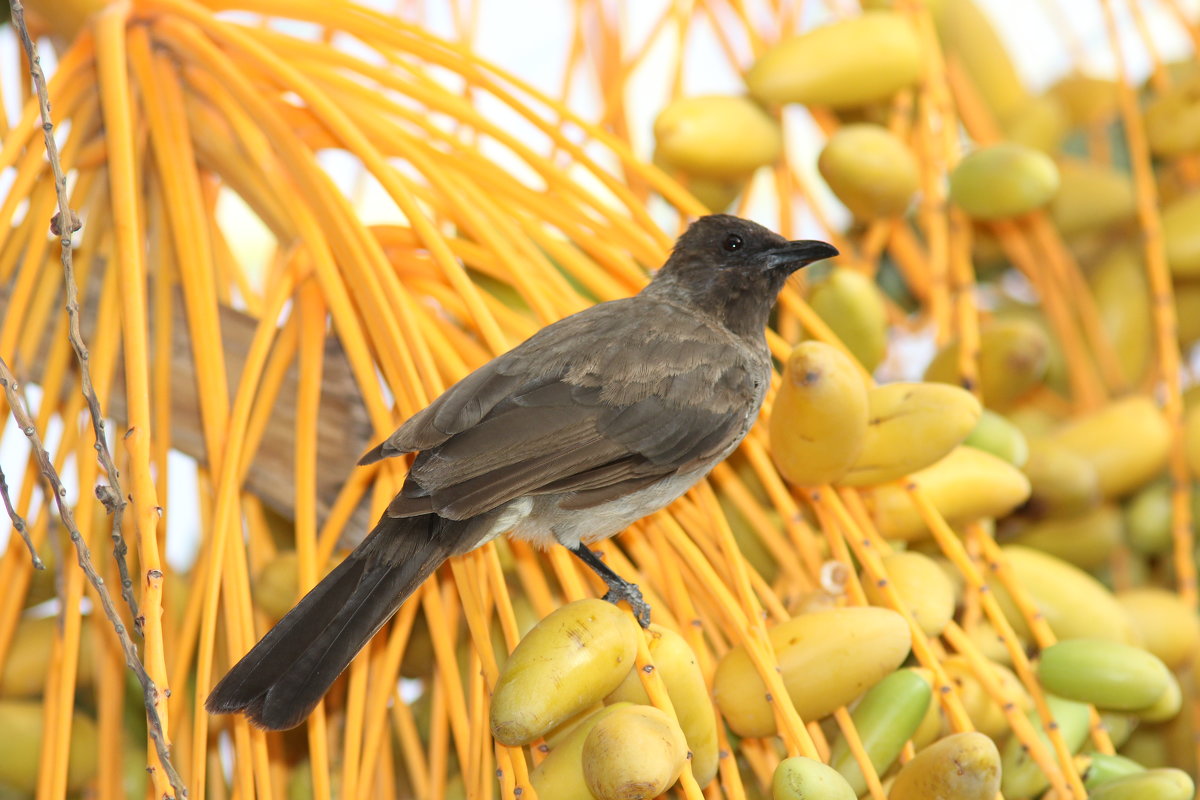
xmin=568 ymin=543 xmax=651 ymax=628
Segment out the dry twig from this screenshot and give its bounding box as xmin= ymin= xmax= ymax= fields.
xmin=9 ymin=0 xmax=140 ymax=628
xmin=0 ymin=361 xmax=187 ymax=799
xmin=0 ymin=460 xmax=42 ymax=568
xmin=8 ymin=2 xmax=187 ymax=797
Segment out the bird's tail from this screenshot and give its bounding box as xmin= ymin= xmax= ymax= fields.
xmin=205 ymin=513 xmax=454 ymax=730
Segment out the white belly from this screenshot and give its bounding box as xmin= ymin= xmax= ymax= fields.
xmin=501 ymin=467 xmax=708 ymax=550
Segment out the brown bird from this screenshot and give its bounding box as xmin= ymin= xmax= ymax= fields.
xmin=205 ymin=214 xmax=837 ymax=730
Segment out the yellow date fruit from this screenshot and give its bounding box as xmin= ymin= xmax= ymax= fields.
xmin=1124 ymin=479 xmax=1172 ymax=557
xmin=1175 ymin=281 xmax=1200 ymax=347
xmin=713 ymin=607 xmax=910 ymax=737
xmin=491 ymin=598 xmax=638 ymax=746
xmin=0 ymin=615 xmax=95 ymax=697
xmin=949 ymin=143 xmax=1059 ymax=220
xmin=1146 ymin=75 xmax=1200 ymax=156
xmin=1137 ymin=671 xmax=1182 ymax=723
xmin=940 ymin=655 xmax=1030 ymax=739
xmin=0 ymin=700 xmax=99 ymax=792
xmin=808 ymin=268 xmax=890 ymax=372
xmin=1088 ymin=768 xmax=1194 ymax=800
xmin=769 ymin=341 xmax=869 ymax=487
xmin=1049 ymin=395 xmax=1169 ymax=499
xmin=1050 ymin=73 xmax=1119 ymax=126
xmin=1117 ymin=588 xmax=1200 ymax=670
xmin=1002 ymin=93 xmax=1068 ymax=153
xmin=1184 ymin=402 xmax=1200 ymax=480
xmin=924 ymin=317 xmax=1051 ymax=411
xmin=1009 ymin=503 xmax=1122 ymax=571
xmin=1089 ymin=249 xmax=1152 ymax=385
xmin=989 ymin=545 xmax=1137 ymax=644
xmin=1163 ymin=191 xmax=1200 ymax=277
xmin=1020 ymin=438 xmax=1102 ymax=518
xmin=862 ymin=551 xmax=956 ymax=636
xmin=841 ymin=382 xmax=982 ymax=487
xmin=582 ymin=705 xmax=688 ymax=800
xmin=747 ymin=12 xmax=922 ymax=109
xmin=866 ymin=446 xmax=1031 ymax=541
xmin=773 ymin=756 xmax=857 ymax=800
xmin=934 ymin=0 xmax=1028 ymax=121
xmin=531 ymin=703 xmax=632 ymax=800
xmin=818 ymin=124 xmax=919 ymax=218
xmin=1050 ymin=159 xmax=1136 ymax=237
xmin=654 ymin=95 xmax=782 ymax=179
xmin=541 ymin=702 xmax=605 ymax=750
xmin=889 ymin=732 xmax=1001 ymax=800
xmin=605 ymin=625 xmax=719 ymax=787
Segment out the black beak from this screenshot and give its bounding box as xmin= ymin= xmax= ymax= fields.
xmin=764 ymin=240 xmax=839 ymax=273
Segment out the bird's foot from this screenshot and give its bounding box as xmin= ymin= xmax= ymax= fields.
xmin=567 ymin=542 xmax=652 ymax=627
xmin=601 ymin=580 xmax=652 ymax=628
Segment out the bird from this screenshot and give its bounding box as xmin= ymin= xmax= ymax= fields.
xmin=205 ymin=214 xmax=838 ymax=730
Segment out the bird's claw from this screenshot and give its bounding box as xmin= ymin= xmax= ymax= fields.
xmin=602 ymin=582 xmax=652 ymax=628
xmin=566 ymin=543 xmax=652 ymax=627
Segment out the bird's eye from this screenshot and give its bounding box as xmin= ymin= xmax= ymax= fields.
xmin=722 ymin=233 xmax=744 ymax=252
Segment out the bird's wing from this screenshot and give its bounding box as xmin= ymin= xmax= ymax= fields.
xmin=357 ymin=357 xmax=525 ymax=463
xmin=370 ymin=299 xmax=767 ymax=520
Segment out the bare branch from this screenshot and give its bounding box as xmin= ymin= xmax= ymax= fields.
xmin=0 ymin=461 xmax=43 ymax=569
xmin=8 ymin=0 xmax=139 ymax=626
xmin=8 ymin=3 xmax=187 ymax=798
xmin=0 ymin=362 xmax=188 ymax=800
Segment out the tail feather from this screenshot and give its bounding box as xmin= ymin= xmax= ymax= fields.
xmin=206 ymin=513 xmax=454 ymax=730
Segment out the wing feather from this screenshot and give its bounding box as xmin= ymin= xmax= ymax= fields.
xmin=363 ymin=300 xmax=768 ymax=519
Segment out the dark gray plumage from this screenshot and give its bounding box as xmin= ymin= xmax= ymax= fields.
xmin=205 ymin=215 xmax=837 ymax=730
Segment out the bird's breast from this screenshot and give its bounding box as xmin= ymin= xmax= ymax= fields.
xmin=506 ymin=461 xmax=725 ymax=551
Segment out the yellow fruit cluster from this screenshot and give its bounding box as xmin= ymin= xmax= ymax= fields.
xmin=753 ymin=341 xmax=1192 ymax=798
xmin=653 ymin=11 xmax=927 ymax=215
xmin=489 ymin=600 xmax=710 ymax=798
xmin=642 ymin=1 xmax=1200 ymax=796
xmin=473 ymin=2 xmax=1200 ymax=795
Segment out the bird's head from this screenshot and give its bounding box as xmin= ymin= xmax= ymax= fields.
xmin=648 ymin=215 xmax=838 ymax=338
